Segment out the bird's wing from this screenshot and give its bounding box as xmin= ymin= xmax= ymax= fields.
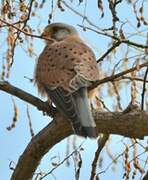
xmin=65 ymin=40 xmax=100 ymax=91
xmin=44 ymin=86 xmax=96 ymax=138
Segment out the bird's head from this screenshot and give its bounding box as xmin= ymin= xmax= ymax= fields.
xmin=41 ymin=23 xmax=78 ymax=42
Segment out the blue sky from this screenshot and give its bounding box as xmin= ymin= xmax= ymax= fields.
xmin=0 ymin=0 xmax=148 ymax=179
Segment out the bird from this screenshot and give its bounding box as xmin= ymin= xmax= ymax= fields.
xmin=34 ymin=23 xmax=100 ymax=138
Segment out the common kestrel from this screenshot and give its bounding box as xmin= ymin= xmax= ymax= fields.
xmin=35 ymin=23 xmax=100 ymax=138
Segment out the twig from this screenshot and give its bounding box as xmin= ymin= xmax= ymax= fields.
xmin=10 ymin=0 xmax=35 ymax=65
xmin=91 ymin=61 xmax=148 ymax=89
xmin=108 ymin=0 xmax=121 ymax=36
xmin=6 ymin=97 xmax=19 ymax=131
xmin=116 ymin=76 xmax=148 ymax=83
xmin=78 ymin=25 xmax=148 ymax=49
xmin=95 ymin=97 xmax=111 ymax=112
xmin=97 ymin=41 xmax=121 ymax=63
xmin=90 ymin=134 xmax=109 ymax=180
xmin=0 ymin=20 xmax=24 ymax=28
xmin=141 ymin=67 xmax=148 ymax=110
xmin=97 ymin=40 xmax=121 ymax=63
xmin=0 ymin=19 xmax=46 ymax=40
xmin=97 ymin=140 xmax=137 ymax=176
xmin=61 ymin=0 xmax=102 ymax=31
xmin=0 ymin=17 xmax=54 ymax=60
xmin=40 ymin=143 xmax=83 ymax=179
xmin=26 ymin=104 xmax=35 ymax=137
xmin=75 ymin=152 xmax=82 ymax=180
xmin=111 ymin=81 xmax=123 ymax=111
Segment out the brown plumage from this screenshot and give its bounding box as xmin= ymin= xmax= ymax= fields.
xmin=35 ymin=23 xmax=100 ymax=138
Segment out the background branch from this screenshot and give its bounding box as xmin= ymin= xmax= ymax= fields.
xmin=141 ymin=67 xmax=148 ymax=110
xmin=91 ymin=61 xmax=148 ymax=89
xmin=90 ymin=134 xmax=109 ymax=180
xmin=79 ymin=25 xmax=148 ymax=49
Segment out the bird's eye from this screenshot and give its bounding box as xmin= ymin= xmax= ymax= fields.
xmin=52 ymin=28 xmax=70 ymax=40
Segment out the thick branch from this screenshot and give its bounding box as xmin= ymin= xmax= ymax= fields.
xmin=11 ymin=110 xmax=148 ymax=180
xmin=0 ymin=81 xmax=51 ymax=114
xmin=0 ymin=78 xmax=148 ymax=180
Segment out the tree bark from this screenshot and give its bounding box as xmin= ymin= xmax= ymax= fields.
xmin=11 ymin=110 xmax=148 ymax=180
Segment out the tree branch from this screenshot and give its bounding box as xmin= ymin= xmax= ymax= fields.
xmin=97 ymin=41 xmax=121 ymax=63
xmin=61 ymin=0 xmax=102 ymax=31
xmin=0 ymin=18 xmax=53 ymax=42
xmin=141 ymin=67 xmax=148 ymax=110
xmin=90 ymin=61 xmax=148 ymax=89
xmin=90 ymin=134 xmax=109 ymax=180
xmin=0 ymin=81 xmax=148 ymax=180
xmin=11 ymin=110 xmax=148 ymax=180
xmin=78 ymin=25 xmax=148 ymax=49
xmin=0 ymin=81 xmax=53 ymax=115
xmin=0 ymin=70 xmax=148 ymax=180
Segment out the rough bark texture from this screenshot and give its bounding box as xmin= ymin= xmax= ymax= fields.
xmin=11 ymin=110 xmax=148 ymax=180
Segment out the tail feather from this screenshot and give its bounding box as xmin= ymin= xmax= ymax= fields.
xmin=73 ymin=88 xmax=97 ymax=138
xmin=84 ymin=127 xmax=97 ymax=138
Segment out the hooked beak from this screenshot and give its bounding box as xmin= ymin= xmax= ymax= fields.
xmin=41 ymin=31 xmax=54 ymax=43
